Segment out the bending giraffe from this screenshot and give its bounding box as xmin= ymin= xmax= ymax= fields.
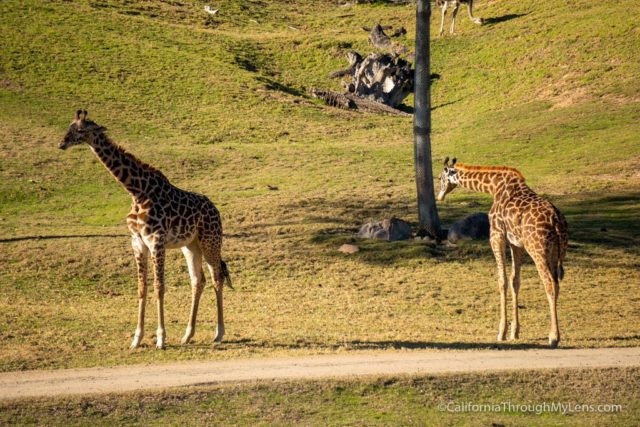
xmin=437 ymin=158 xmax=568 ymax=348
xmin=60 ymin=110 xmax=232 ymax=349
xmin=436 ymin=0 xmax=484 ymax=36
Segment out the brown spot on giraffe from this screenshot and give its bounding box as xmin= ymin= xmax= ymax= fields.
xmin=438 ymin=157 xmax=568 ymax=348
xmin=60 ymin=110 xmax=232 ymax=350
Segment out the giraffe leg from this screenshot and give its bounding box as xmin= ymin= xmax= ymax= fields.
xmin=509 ymin=245 xmax=525 ymax=340
xmin=467 ymin=0 xmax=483 ymax=25
xmin=151 ymin=244 xmax=167 ymax=349
xmin=130 ymin=235 xmax=148 ymax=350
xmin=439 ymin=2 xmax=448 ymax=36
xmin=533 ymin=257 xmax=560 ymax=348
xmin=202 ymin=247 xmax=225 ymax=343
xmin=180 ymin=242 xmax=205 ymax=345
xmin=450 ymin=2 xmax=460 ymax=34
xmin=490 ymin=233 xmax=508 ymax=342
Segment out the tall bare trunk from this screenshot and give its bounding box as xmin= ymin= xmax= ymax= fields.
xmin=414 ymin=0 xmax=442 ymax=238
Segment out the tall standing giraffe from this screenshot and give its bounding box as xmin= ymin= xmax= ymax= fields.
xmin=59 ymin=110 xmax=232 ymax=349
xmin=437 ymin=158 xmax=568 ymax=348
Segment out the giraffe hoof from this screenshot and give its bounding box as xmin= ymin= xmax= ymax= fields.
xmin=549 ymin=338 xmax=559 ymax=349
xmin=214 ymin=326 xmax=224 ymax=343
xmin=181 ymin=335 xmax=193 ymax=345
xmin=129 ymin=335 xmax=143 ymax=350
xmin=496 ymin=333 xmax=507 ymax=342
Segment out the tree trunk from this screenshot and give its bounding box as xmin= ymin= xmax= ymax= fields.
xmin=413 ymin=0 xmax=442 ymax=238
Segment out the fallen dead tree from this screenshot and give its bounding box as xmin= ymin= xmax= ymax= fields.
xmin=310 ymin=88 xmax=411 ymax=116
xmin=311 ymin=20 xmax=415 ymax=115
xmin=312 ymin=50 xmax=414 ymax=115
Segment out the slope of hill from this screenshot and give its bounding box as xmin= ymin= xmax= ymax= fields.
xmin=0 ymin=0 xmax=638 ymax=371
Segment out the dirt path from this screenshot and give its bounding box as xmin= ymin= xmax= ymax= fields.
xmin=1 ymin=347 xmax=639 ymax=401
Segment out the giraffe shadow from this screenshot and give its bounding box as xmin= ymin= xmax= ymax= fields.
xmin=0 ymin=233 xmax=128 ymax=243
xmin=173 ymin=338 xmax=566 ymax=351
xmin=483 ymin=13 xmax=528 ymax=26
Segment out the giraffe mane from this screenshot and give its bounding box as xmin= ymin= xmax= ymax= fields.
xmin=455 ymin=163 xmax=525 ymax=181
xmin=108 ymin=137 xmax=169 ymax=181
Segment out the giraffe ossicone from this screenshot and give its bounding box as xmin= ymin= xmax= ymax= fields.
xmin=438 ymin=158 xmax=569 ymax=348
xmin=60 ymin=110 xmax=232 ymax=350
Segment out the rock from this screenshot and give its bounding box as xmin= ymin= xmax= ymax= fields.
xmin=357 ymin=217 xmax=413 ymax=242
xmin=339 ymin=244 xmax=360 ymax=254
xmin=447 ymin=213 xmax=490 ymax=243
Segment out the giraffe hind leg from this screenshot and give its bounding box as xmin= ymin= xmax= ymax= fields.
xmin=200 ymin=235 xmax=227 ymax=344
xmin=180 ymin=242 xmax=205 ymax=345
xmin=533 ymin=255 xmax=560 ymax=348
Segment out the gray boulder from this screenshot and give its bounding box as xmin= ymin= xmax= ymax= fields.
xmin=357 ymin=217 xmax=413 ymax=242
xmin=447 ymin=213 xmax=490 ymax=243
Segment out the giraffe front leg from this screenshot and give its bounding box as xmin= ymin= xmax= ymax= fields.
xmin=151 ymin=244 xmax=167 ymax=350
xmin=439 ymin=2 xmax=448 ymax=36
xmin=130 ymin=236 xmax=148 ymax=350
xmin=450 ymin=2 xmax=460 ymax=34
xmin=467 ymin=0 xmax=483 ymax=25
xmin=490 ymin=233 xmax=508 ymax=342
xmin=509 ymin=245 xmax=525 ymax=340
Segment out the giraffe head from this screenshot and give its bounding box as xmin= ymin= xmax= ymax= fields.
xmin=437 ymin=157 xmax=459 ymax=201
xmin=59 ymin=110 xmax=106 ymax=150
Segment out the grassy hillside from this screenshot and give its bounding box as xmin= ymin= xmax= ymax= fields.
xmin=0 ymin=0 xmax=639 ymax=371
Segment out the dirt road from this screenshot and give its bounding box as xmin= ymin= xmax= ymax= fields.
xmin=1 ymin=347 xmax=639 ymax=401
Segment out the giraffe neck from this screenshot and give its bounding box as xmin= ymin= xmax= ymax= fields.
xmin=456 ymin=169 xmax=524 ymax=197
xmin=88 ymin=132 xmax=165 ymax=202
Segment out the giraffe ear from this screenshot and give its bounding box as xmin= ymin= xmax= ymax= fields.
xmin=451 ymin=158 xmax=457 ymax=166
xmin=444 ymin=156 xmax=450 ymax=167
xmin=83 ymin=110 xmax=88 ymax=119
xmin=75 ymin=109 xmax=82 ymax=120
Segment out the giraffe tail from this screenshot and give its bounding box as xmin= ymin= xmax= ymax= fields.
xmin=554 ymin=220 xmax=567 ymax=282
xmin=220 ymin=260 xmax=233 ymax=290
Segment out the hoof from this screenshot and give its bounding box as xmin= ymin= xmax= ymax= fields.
xmin=181 ymin=329 xmax=193 ymax=345
xmin=510 ymin=326 xmax=520 ymax=340
xmin=549 ymin=338 xmax=559 ymax=349
xmin=129 ymin=334 xmax=143 ymax=350
xmin=214 ymin=326 xmax=224 ymax=343
xmin=497 ymin=332 xmax=507 ymax=342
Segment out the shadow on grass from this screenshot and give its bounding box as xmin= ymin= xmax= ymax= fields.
xmin=0 ymin=234 xmax=128 ymax=243
xmin=559 ymin=192 xmax=640 ymax=251
xmin=186 ymin=338 xmax=562 ymax=351
xmin=483 ymin=13 xmax=528 ymax=26
xmin=296 ymin=191 xmax=639 ymax=266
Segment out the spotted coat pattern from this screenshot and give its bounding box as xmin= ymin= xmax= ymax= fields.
xmin=60 ymin=110 xmax=231 ymax=349
xmin=438 ymin=160 xmax=568 ymax=348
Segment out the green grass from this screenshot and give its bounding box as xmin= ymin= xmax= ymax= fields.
xmin=2 ymin=368 xmax=639 ymax=425
xmin=0 ymin=0 xmax=639 ymax=372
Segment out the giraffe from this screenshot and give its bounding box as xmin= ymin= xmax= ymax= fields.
xmin=436 ymin=0 xmax=484 ymax=36
xmin=437 ymin=157 xmax=568 ymax=348
xmin=59 ymin=110 xmax=232 ymax=349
